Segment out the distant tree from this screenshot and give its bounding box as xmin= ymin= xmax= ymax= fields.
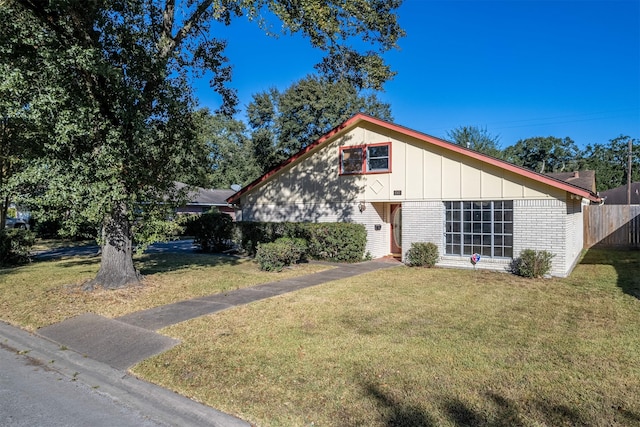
xmin=3 ymin=0 xmax=403 ymax=289
xmin=247 ymin=74 xmax=393 ymax=173
xmin=503 ymin=136 xmax=581 ymax=173
xmin=193 ymin=109 xmax=260 ymax=188
xmin=582 ymin=135 xmax=639 ymax=192
xmin=447 ymin=126 xmax=502 ymax=158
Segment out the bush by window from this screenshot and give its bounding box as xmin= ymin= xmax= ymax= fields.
xmin=405 ymin=242 xmax=439 ymax=267
xmin=511 ymin=249 xmax=554 ymax=278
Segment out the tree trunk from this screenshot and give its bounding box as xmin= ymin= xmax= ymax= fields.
xmin=83 ymin=203 xmax=141 ymax=290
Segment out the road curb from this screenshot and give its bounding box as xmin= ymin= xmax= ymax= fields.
xmin=0 ymin=321 xmax=249 ymax=427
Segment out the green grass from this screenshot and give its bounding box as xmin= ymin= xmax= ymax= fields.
xmin=131 ymin=250 xmax=640 ymax=427
xmin=0 ymin=250 xmax=331 ymax=331
xmin=2 ymin=246 xmax=639 ymax=426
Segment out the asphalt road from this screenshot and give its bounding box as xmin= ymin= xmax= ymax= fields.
xmin=0 ymin=342 xmax=164 ymax=427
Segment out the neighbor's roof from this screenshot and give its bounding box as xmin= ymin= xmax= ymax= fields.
xmin=599 ymin=182 xmax=640 ymax=205
xmin=227 ymin=114 xmax=601 ymax=204
xmin=175 ymin=182 xmax=236 ymax=206
xmin=546 ymin=170 xmax=597 ymax=193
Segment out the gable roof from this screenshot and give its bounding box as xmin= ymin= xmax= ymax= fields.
xmin=228 ymin=114 xmax=601 ymax=204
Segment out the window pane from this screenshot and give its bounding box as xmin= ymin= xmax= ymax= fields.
xmin=446 ymin=200 xmax=514 ymax=259
xmin=341 ymin=148 xmax=363 ymax=174
xmin=366 ymin=145 xmax=390 ymax=171
xmin=368 ymin=145 xmax=388 ymax=158
xmin=368 ymin=158 xmax=389 ymax=170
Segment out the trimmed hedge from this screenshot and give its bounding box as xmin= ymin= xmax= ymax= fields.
xmin=0 ymin=228 xmax=35 ymax=266
xmin=255 ymin=237 xmax=308 ymax=271
xmin=234 ymin=221 xmax=367 ymax=263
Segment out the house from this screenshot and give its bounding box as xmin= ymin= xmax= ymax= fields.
xmin=175 ymin=182 xmax=236 ymax=219
xmin=228 ymin=114 xmax=600 ymax=277
xmin=599 ymin=182 xmax=640 ymax=205
xmin=546 ymin=170 xmax=597 ymax=194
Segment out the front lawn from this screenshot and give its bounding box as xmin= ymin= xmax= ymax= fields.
xmin=0 ymin=250 xmax=331 ymax=331
xmin=132 ymin=249 xmax=640 ymax=426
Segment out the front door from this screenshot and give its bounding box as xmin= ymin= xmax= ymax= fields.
xmin=390 ymin=204 xmax=402 ymax=255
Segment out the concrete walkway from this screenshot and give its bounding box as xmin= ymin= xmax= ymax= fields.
xmin=38 ymin=259 xmax=400 ymax=370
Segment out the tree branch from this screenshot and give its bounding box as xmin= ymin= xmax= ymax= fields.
xmin=160 ymin=0 xmax=215 ymax=58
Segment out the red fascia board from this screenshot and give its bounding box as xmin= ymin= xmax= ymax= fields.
xmin=227 ymin=113 xmax=601 ymax=204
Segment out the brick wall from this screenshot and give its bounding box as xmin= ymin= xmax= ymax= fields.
xmin=402 ymin=201 xmax=444 ymax=260
xmin=513 ymin=198 xmax=568 ymax=276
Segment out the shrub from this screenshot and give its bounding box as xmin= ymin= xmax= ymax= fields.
xmin=300 ymin=223 xmax=367 ymax=262
xmin=0 ymin=228 xmax=35 ymax=266
xmin=234 ymin=222 xmax=296 ymax=256
xmin=190 ymin=210 xmax=234 ymax=253
xmin=405 ymin=242 xmax=439 ymax=267
xmin=234 ymin=222 xmax=367 ymax=262
xmin=255 ymin=237 xmax=308 ymax=271
xmin=512 ymin=249 xmax=554 ymax=278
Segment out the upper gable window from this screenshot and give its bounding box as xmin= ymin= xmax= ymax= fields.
xmin=340 ymin=142 xmax=391 ymax=175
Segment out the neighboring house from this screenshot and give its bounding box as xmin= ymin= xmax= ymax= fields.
xmin=228 ymin=114 xmax=600 ymax=277
xmin=546 ymin=170 xmax=597 ymax=194
xmin=175 ymin=182 xmax=236 ymax=219
xmin=599 ymin=182 xmax=640 ymax=205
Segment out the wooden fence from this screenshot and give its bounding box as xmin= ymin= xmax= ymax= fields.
xmin=584 ymin=205 xmax=640 ymax=248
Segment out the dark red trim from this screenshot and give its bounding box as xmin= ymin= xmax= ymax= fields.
xmin=227 ymin=113 xmax=601 ymax=204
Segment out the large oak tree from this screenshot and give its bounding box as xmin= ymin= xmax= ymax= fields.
xmin=2 ymin=0 xmax=403 ymax=288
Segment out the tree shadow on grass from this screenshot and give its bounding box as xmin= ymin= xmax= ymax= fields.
xmin=361 ymin=383 xmax=640 ymax=426
xmin=363 ymin=382 xmax=436 ymax=427
xmin=441 ymin=392 xmax=589 ymax=427
xmin=25 ymin=244 xmax=244 ymax=276
xmin=135 ymin=252 xmax=243 ymax=275
xmin=579 ymin=248 xmax=640 ymax=299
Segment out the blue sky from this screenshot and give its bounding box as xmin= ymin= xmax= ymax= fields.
xmin=194 ymin=0 xmax=639 ymax=149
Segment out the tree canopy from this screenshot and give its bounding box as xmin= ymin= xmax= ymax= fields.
xmin=2 ymin=0 xmax=404 ymax=288
xmin=502 ymin=136 xmax=581 ymax=173
xmin=447 ymin=125 xmax=502 ymax=158
xmin=581 ymin=136 xmax=639 ymax=192
xmin=247 ymin=74 xmax=393 ymax=173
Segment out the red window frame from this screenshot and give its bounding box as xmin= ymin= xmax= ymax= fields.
xmin=339 ymin=142 xmax=391 ymax=175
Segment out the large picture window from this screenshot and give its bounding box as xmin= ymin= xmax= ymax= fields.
xmin=340 ymin=142 xmax=391 ymax=174
xmin=444 ymin=201 xmax=513 ymax=258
